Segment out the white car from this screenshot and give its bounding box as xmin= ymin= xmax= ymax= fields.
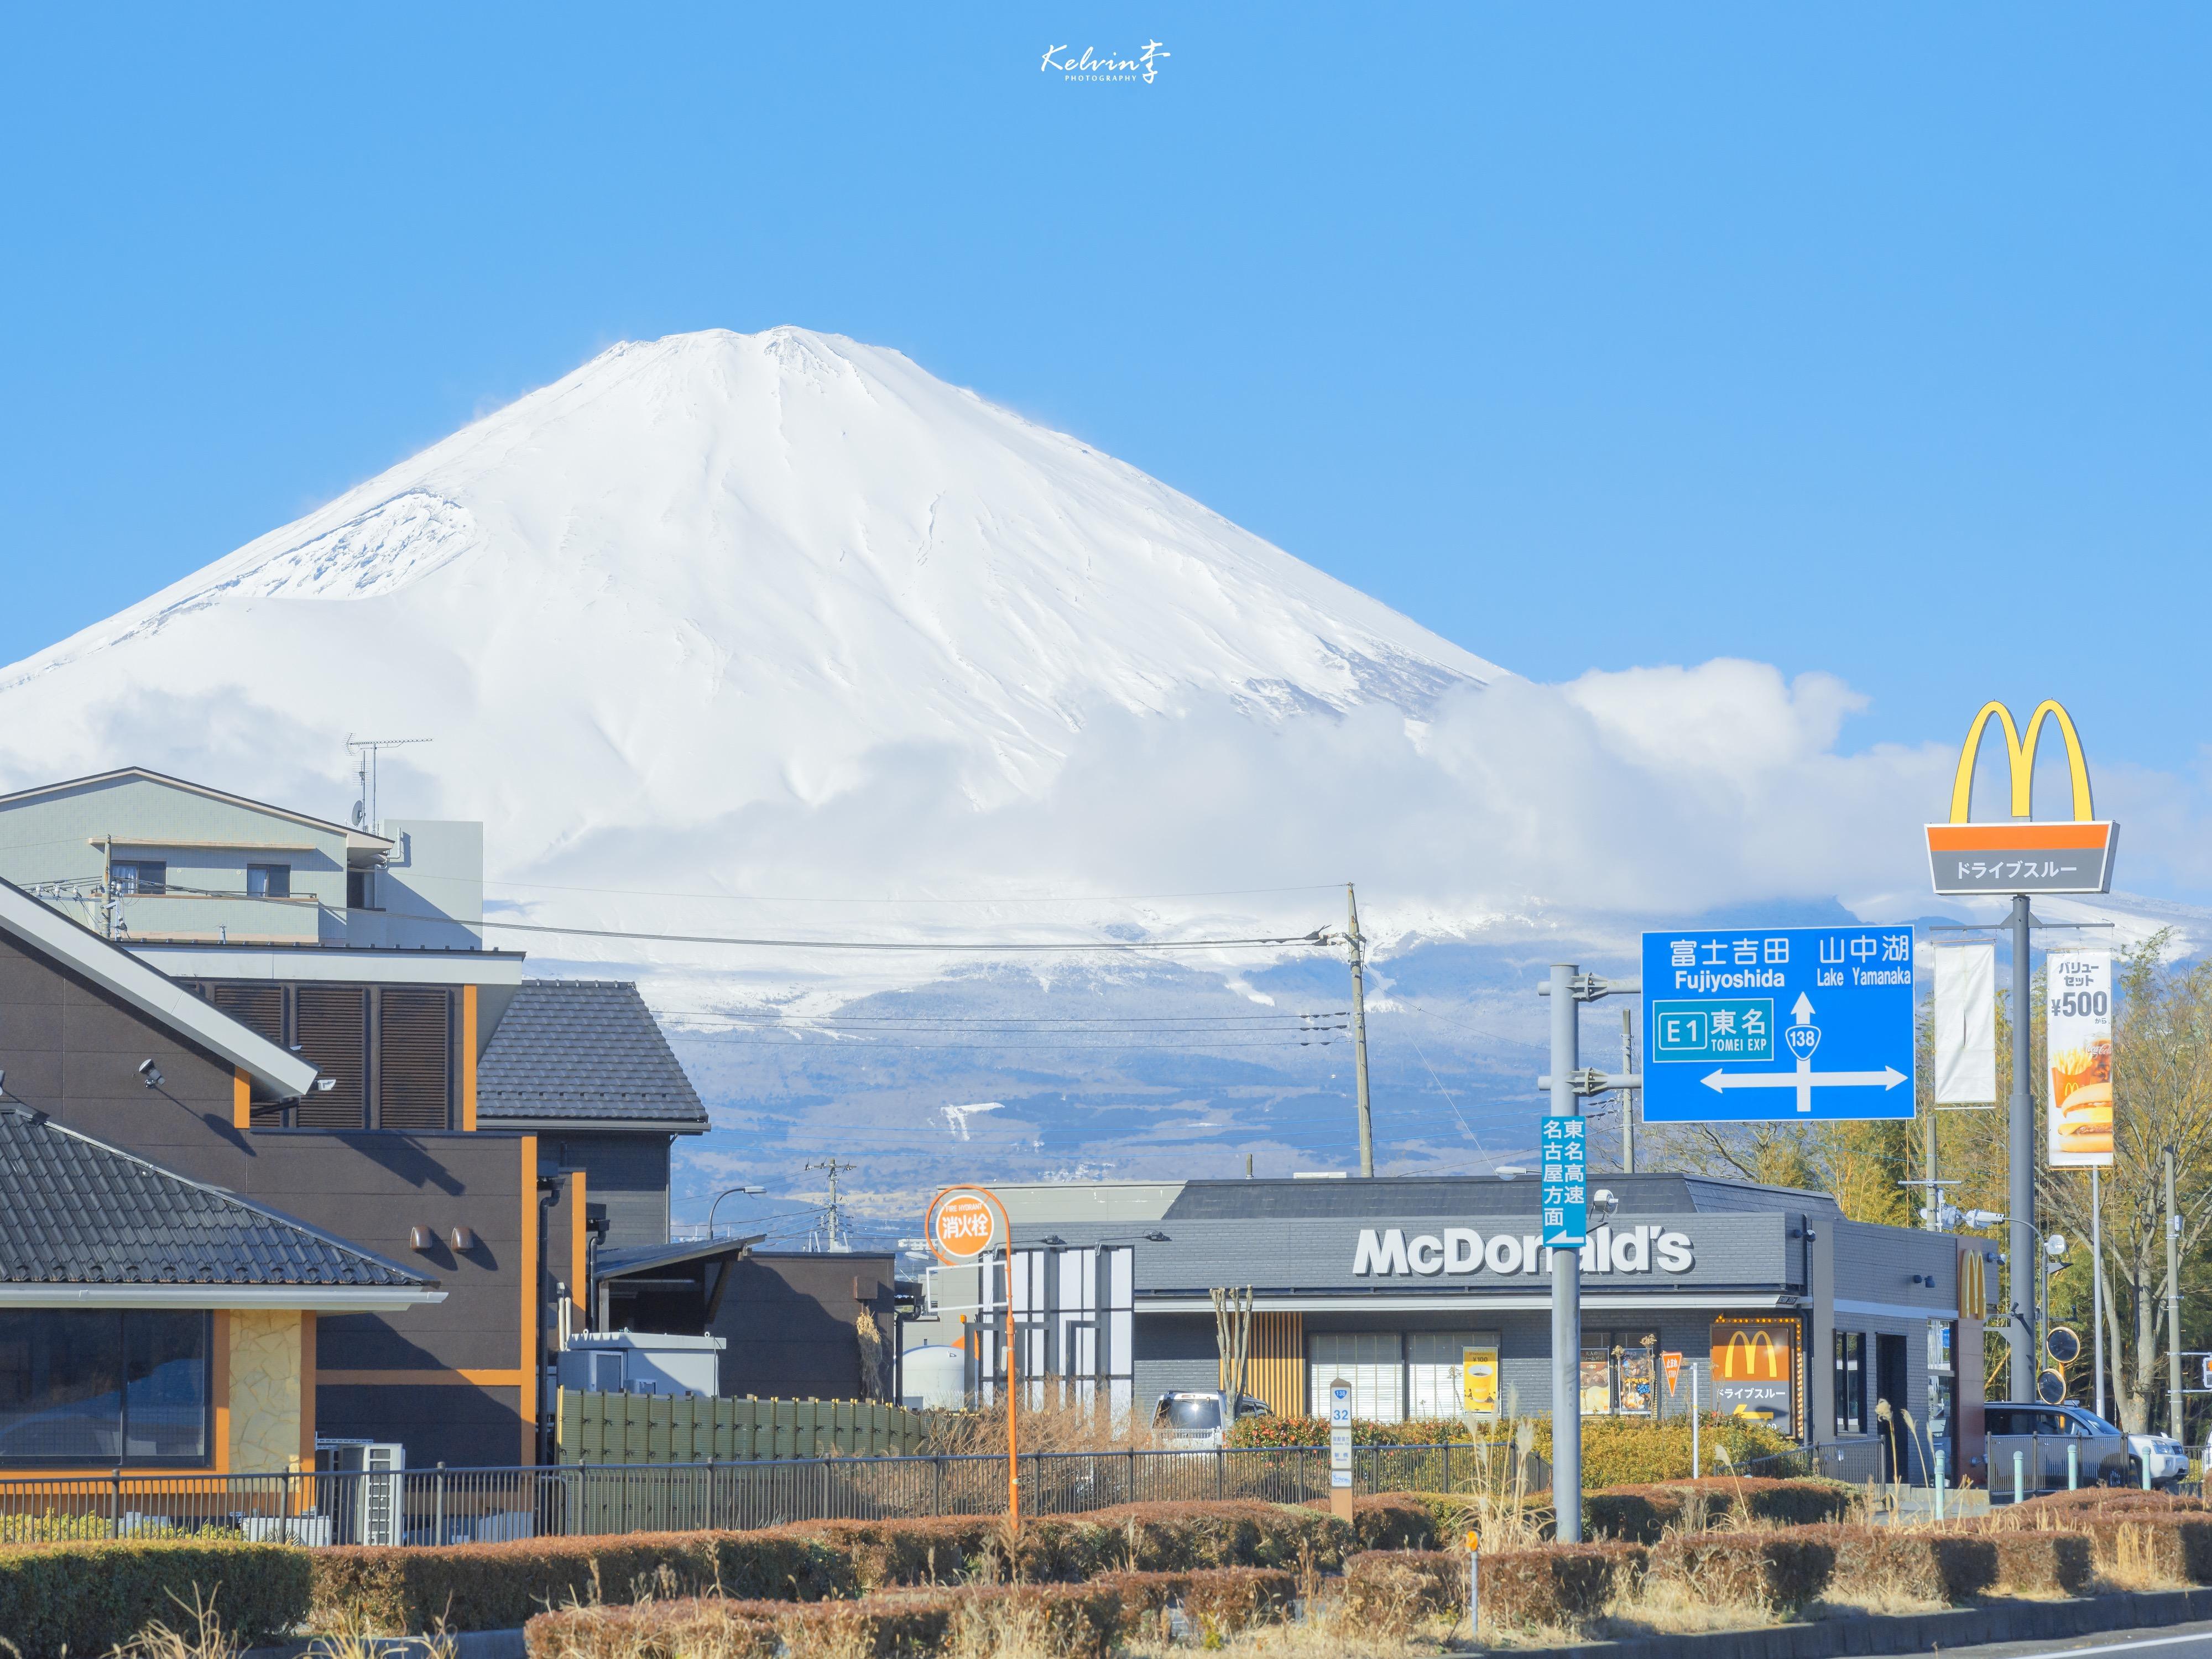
xmin=2131 ymin=1431 xmax=2188 ymax=1489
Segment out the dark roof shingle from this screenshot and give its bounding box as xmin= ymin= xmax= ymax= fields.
xmin=477 ymin=980 xmax=708 ymax=1130
xmin=0 ymin=1109 xmax=433 ymax=1288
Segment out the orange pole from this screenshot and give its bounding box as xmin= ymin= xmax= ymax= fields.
xmin=1006 ymin=1237 xmax=1020 ymax=1532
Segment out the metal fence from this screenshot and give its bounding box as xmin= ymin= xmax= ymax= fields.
xmin=0 ymin=1439 xmax=1829 ymax=1547
xmin=0 ymin=1444 xmax=1520 ymax=1546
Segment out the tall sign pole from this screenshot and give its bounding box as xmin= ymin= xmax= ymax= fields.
xmin=1925 ymin=700 xmax=2116 ymax=1405
xmin=1537 ymin=967 xmax=1639 ymax=1544
xmin=1546 ymin=964 xmax=1582 ymax=1542
xmin=925 ymin=1185 xmax=1015 ymax=1528
xmin=2007 ymin=893 xmax=2034 ymax=1403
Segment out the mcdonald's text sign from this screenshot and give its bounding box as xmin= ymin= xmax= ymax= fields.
xmin=1926 ymin=700 xmax=2117 ymax=896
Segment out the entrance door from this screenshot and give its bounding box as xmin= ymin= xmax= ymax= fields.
xmin=1875 ymin=1334 xmax=1910 ymax=1480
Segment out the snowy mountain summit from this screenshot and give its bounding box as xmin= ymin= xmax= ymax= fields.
xmin=0 ymin=328 xmax=1499 ymax=884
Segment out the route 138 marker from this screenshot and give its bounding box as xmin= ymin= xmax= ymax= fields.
xmin=1640 ymin=927 xmax=1915 ymax=1123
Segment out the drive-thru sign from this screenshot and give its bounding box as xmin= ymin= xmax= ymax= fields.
xmin=1641 ymin=927 xmax=1915 ymax=1121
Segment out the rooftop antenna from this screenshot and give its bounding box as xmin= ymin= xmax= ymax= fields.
xmin=345 ymin=734 xmax=432 ymax=832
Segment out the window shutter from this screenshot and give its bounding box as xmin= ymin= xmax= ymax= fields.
xmin=211 ymin=984 xmax=284 ymax=1046
xmin=379 ymin=989 xmax=452 ymax=1131
xmin=295 ymin=986 xmax=368 ymax=1128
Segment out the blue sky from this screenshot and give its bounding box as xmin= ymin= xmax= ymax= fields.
xmin=2 ymin=5 xmax=2205 ymax=778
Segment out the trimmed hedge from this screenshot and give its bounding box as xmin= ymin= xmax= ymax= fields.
xmin=1811 ymin=1525 xmax=1996 ymax=1605
xmin=1343 ymin=1548 xmax=1468 ymax=1622
xmin=1650 ymin=1529 xmax=1835 ymax=1610
xmin=2074 ymin=1515 xmax=2212 ymax=1584
xmin=2016 ymin=1488 xmax=2212 ymax=1518
xmin=524 ymin=1581 xmax=1124 ymax=1659
xmin=309 ymin=1529 xmax=852 ymax=1634
xmin=0 ymin=1540 xmax=313 ymax=1659
xmin=1092 ymin=1566 xmax=1297 ymax=1638
xmin=1587 ymin=1477 xmax=1858 ymax=1542
xmin=1297 ymin=1492 xmax=1439 ymax=1553
xmin=1987 ymin=1530 xmax=2096 ymax=1597
xmin=311 ymin=1499 xmax=1350 ymax=1633
xmin=1479 ymin=1542 xmax=1647 ymax=1631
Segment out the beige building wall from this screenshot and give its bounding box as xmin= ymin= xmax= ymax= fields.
xmin=228 ymin=1309 xmax=307 ymax=1472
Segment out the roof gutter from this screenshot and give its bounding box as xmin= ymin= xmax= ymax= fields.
xmin=0 ymin=1285 xmax=447 ymax=1312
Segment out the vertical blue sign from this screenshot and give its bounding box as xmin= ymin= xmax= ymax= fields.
xmin=1539 ymin=1117 xmax=1587 ymax=1246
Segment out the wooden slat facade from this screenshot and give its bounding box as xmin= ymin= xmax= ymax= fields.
xmin=1245 ymin=1311 xmax=1305 ymax=1417
xmin=293 ymin=985 xmax=367 ymax=1128
xmin=377 ymin=988 xmax=452 ymax=1131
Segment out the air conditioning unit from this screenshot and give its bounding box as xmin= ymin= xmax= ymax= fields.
xmin=316 ymin=1438 xmax=406 ymax=1546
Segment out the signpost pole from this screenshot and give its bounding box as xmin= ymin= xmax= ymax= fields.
xmin=1006 ymin=1236 xmax=1020 ymax=1534
xmin=2166 ymin=1149 xmax=2183 ymax=1438
xmin=2007 ymin=894 xmax=2034 ymax=1403
xmin=2093 ymin=1167 xmax=2105 ymax=1423
xmin=1549 ymin=963 xmax=1583 ymax=1543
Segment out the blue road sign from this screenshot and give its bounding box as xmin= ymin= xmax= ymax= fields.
xmin=1539 ymin=1117 xmax=1588 ymax=1245
xmin=1640 ymin=927 xmax=1916 ymax=1122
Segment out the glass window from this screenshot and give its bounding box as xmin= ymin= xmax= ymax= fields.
xmin=1309 ymin=1332 xmax=1403 ymax=1422
xmin=1407 ymin=1331 xmax=1495 ymax=1418
xmin=111 ymin=860 xmax=166 ymax=896
xmin=1576 ymin=1331 xmax=1657 ymax=1416
xmin=124 ymin=1313 xmax=211 ymax=1460
xmin=247 ymin=864 xmax=291 ymax=899
xmin=0 ymin=1311 xmax=207 ymax=1465
xmin=1834 ymin=1332 xmax=1866 ymax=1436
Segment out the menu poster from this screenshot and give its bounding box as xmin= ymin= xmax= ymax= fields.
xmin=2047 ymin=951 xmax=2114 ymax=1168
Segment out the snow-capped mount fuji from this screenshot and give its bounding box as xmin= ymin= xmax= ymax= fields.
xmin=0 ymin=328 xmax=1500 ymax=902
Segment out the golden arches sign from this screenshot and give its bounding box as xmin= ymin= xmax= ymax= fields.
xmin=1926 ymin=698 xmax=2116 ymax=896
xmin=1946 ymin=699 xmax=2094 ymax=825
xmin=1718 ymin=1329 xmax=1785 ymax=1381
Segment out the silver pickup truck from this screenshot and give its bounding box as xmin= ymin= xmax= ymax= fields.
xmin=1985 ymin=1404 xmax=2132 ymax=1493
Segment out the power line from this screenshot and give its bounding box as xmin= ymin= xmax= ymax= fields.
xmin=659 ymin=1009 xmax=1349 ymax=1027
xmin=479 ymin=878 xmax=1349 ymax=905
xmin=455 ymin=912 xmax=1334 ymax=953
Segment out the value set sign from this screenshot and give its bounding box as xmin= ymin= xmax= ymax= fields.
xmin=1641 ymin=927 xmax=1916 ymax=1122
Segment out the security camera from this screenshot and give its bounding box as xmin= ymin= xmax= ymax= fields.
xmin=1589 ymin=1188 xmax=1620 ymax=1224
xmin=315 ymin=1077 xmax=338 ymax=1093
xmin=137 ymin=1060 xmax=164 ymax=1089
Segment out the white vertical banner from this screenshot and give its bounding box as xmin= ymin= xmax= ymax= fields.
xmin=1934 ymin=944 xmax=1997 ymax=1105
xmin=2047 ymin=950 xmax=2114 ymax=1167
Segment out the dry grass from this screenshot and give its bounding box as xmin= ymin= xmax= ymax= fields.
xmin=2100 ymin=1523 xmax=2190 ymax=1592
xmin=1586 ymin=1574 xmax=1781 ymax=1640
xmin=926 ymin=1394 xmax=1157 ymax=1455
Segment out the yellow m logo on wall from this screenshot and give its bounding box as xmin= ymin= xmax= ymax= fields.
xmin=1947 ymin=699 xmax=2094 ymax=824
xmin=1720 ymin=1330 xmax=1783 ymax=1380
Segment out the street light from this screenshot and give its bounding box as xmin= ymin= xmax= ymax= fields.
xmin=707 ymin=1185 xmax=766 ymax=1236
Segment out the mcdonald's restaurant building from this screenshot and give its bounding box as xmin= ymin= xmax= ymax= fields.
xmin=967 ymin=1174 xmax=1991 ymax=1485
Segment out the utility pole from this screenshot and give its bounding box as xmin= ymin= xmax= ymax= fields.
xmin=806 ymin=1159 xmax=858 ymax=1252
xmin=2166 ymin=1148 xmax=2183 ymax=1437
xmin=1619 ymin=1007 xmax=1635 ymax=1175
xmin=2007 ymin=894 xmax=2034 ymax=1402
xmin=1347 ymin=884 xmax=1375 ymax=1178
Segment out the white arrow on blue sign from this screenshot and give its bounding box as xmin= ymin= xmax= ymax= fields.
xmin=1641 ymin=927 xmax=1916 ymax=1123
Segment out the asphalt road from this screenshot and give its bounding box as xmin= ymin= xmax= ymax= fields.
xmin=1940 ymin=1619 xmax=2212 ymax=1658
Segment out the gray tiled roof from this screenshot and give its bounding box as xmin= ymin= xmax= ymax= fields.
xmin=0 ymin=1109 xmax=432 ymax=1287
xmin=477 ymin=980 xmax=709 ymax=1130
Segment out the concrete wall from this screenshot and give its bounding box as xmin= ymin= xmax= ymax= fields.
xmin=710 ymin=1254 xmax=896 ymax=1401
xmin=350 ymin=820 xmax=483 ymax=948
